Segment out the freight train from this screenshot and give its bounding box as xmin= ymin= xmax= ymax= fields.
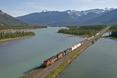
xmin=43 ymin=32 xmax=100 ymax=67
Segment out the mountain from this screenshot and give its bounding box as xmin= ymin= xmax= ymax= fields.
xmin=17 ymin=11 xmax=80 ymax=25
xmin=0 ymin=10 xmax=28 ymax=26
xmin=16 ymin=8 xmax=117 ymax=25
xmin=83 ymin=9 xmax=117 ymax=25
xmin=65 ymin=8 xmax=114 ymax=16
xmin=77 ymin=12 xmax=100 ymax=22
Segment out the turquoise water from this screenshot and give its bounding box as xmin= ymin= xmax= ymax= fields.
xmin=0 ymin=27 xmax=85 ymax=78
xmin=57 ymin=37 xmax=117 ymax=78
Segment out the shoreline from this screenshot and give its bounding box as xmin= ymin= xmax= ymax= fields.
xmin=0 ymin=42 xmax=8 ymax=45
xmin=0 ymin=28 xmax=38 ymax=32
xmin=102 ymin=36 xmax=117 ymax=41
xmin=58 ymin=32 xmax=89 ymax=38
xmin=0 ymin=35 xmax=35 ymax=42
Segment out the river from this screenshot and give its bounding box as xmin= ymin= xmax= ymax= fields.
xmin=57 ymin=33 xmax=117 ymax=78
xmin=0 ymin=27 xmax=85 ymax=78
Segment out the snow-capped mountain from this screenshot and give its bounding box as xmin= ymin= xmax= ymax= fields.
xmin=65 ymin=8 xmax=114 ymax=16
xmin=42 ymin=9 xmax=48 ymax=12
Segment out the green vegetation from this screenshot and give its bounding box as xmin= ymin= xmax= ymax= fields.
xmin=109 ymin=25 xmax=117 ymax=30
xmin=58 ymin=25 xmax=106 ymax=37
xmin=110 ymin=30 xmax=117 ymax=38
xmin=102 ymin=25 xmax=117 ymax=41
xmin=0 ymin=26 xmax=47 ymax=30
xmin=92 ymin=41 xmax=95 ymax=44
xmin=0 ymin=31 xmax=35 ymax=40
xmin=109 ymin=25 xmax=117 ymax=38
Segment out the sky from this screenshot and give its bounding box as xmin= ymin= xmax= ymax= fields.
xmin=0 ymin=0 xmax=117 ymax=17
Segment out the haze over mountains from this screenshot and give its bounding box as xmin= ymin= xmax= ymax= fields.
xmin=0 ymin=8 xmax=117 ymax=26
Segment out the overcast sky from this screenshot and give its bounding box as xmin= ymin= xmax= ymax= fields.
xmin=0 ymin=0 xmax=117 ymax=17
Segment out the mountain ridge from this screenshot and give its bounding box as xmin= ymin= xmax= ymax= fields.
xmin=15 ymin=8 xmax=117 ymax=25
xmin=82 ymin=9 xmax=117 ymax=25
xmin=0 ymin=10 xmax=29 ymax=26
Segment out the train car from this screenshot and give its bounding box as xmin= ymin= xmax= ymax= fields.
xmin=70 ymin=46 xmax=75 ymax=51
xmin=96 ymin=33 xmax=100 ymax=36
xmin=49 ymin=56 xmax=57 ymax=64
xmin=81 ymin=40 xmax=87 ymax=45
xmin=88 ymin=36 xmax=94 ymax=40
xmin=64 ymin=48 xmax=72 ymax=54
xmin=70 ymin=45 xmax=76 ymax=51
xmin=73 ymin=45 xmax=77 ymax=50
xmin=60 ymin=52 xmax=66 ymax=56
xmin=56 ymin=52 xmax=63 ymax=59
xmin=76 ymin=43 xmax=81 ymax=48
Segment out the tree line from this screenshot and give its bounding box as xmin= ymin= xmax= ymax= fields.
xmin=58 ymin=25 xmax=106 ymax=37
xmin=0 ymin=26 xmax=47 ymax=30
xmin=109 ymin=25 xmax=117 ymax=38
xmin=0 ymin=31 xmax=35 ymax=40
xmin=109 ymin=25 xmax=117 ymax=30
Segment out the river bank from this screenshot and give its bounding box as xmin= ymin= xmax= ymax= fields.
xmin=58 ymin=32 xmax=89 ymax=38
xmin=0 ymin=42 xmax=8 ymax=45
xmin=102 ymin=36 xmax=117 ymax=41
xmin=0 ymin=28 xmax=38 ymax=32
xmin=0 ymin=35 xmax=35 ymax=42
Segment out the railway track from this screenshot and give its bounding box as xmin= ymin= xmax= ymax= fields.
xmin=25 ymin=26 xmax=110 ymax=78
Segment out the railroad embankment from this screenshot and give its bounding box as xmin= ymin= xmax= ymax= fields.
xmin=45 ymin=42 xmax=93 ymax=78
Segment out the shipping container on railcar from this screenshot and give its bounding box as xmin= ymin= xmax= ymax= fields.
xmin=88 ymin=36 xmax=94 ymax=40
xmin=76 ymin=43 xmax=81 ymax=48
xmin=70 ymin=45 xmax=77 ymax=51
xmin=70 ymin=46 xmax=75 ymax=51
xmin=96 ymin=33 xmax=100 ymax=36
